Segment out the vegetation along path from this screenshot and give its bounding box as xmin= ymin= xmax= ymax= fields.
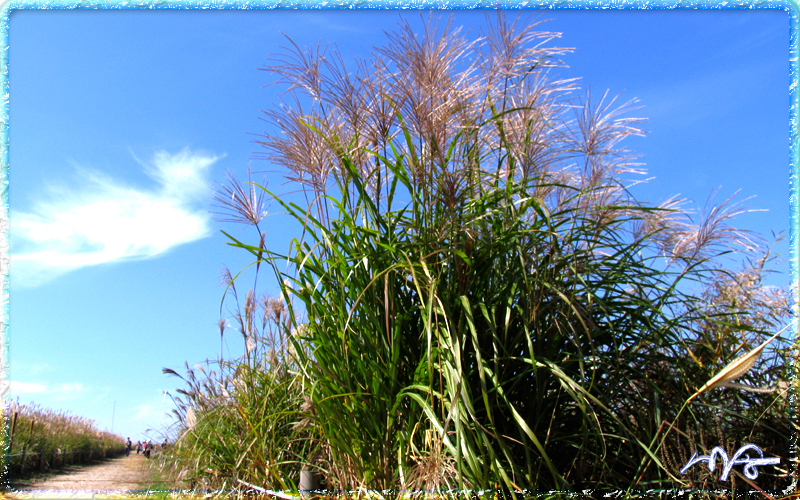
xmin=8 ymin=453 xmax=166 ymax=496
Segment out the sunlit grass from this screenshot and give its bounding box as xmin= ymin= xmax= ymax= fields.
xmin=4 ymin=400 xmax=126 ymax=481
xmin=157 ymin=12 xmax=795 ymax=495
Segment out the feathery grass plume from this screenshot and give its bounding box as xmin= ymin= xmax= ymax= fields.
xmin=378 ymin=15 xmax=480 ymax=171
xmin=570 ymin=90 xmax=645 ymax=181
xmin=257 ymin=102 xmax=339 ymax=201
xmin=477 ymin=13 xmax=566 ymax=90
xmin=659 ymin=189 xmax=761 ymax=265
xmin=184 ymin=407 xmax=197 ymax=430
xmin=357 ymin=58 xmax=397 ymax=150
xmin=633 ymin=195 xmax=691 ymax=250
xmin=217 ymin=317 xmax=227 ymax=360
xmin=212 ymin=166 xmax=268 ymax=226
xmin=264 ymin=35 xmax=327 ymax=103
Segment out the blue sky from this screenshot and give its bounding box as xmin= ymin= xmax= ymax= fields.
xmin=5 ymin=8 xmax=792 ymax=441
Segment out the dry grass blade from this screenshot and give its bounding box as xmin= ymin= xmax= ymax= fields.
xmin=688 ymin=322 xmax=792 ymax=402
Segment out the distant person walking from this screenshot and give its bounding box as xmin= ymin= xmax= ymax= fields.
xmin=136 ymin=441 xmax=142 ymax=455
xmin=125 ymin=438 xmax=132 ymax=457
xmin=144 ymin=439 xmax=152 ymax=459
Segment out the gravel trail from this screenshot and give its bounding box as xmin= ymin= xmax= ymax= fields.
xmin=6 ymin=453 xmax=167 ymax=498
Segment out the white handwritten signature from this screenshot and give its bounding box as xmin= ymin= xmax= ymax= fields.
xmin=679 ymin=444 xmax=779 ymax=481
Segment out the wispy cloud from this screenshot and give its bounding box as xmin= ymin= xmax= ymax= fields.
xmin=637 ymin=59 xmax=783 ymax=128
xmin=129 ymin=392 xmax=177 ymax=437
xmin=10 ymin=380 xmax=88 ymax=401
xmin=9 ymin=380 xmax=49 ymax=394
xmin=132 ymin=403 xmax=167 ymax=422
xmin=11 ymin=148 xmax=222 ymax=287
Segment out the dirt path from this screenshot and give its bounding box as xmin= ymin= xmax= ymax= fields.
xmin=7 ymin=453 xmax=169 ymax=498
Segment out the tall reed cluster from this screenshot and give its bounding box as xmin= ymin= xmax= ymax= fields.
xmin=161 ymin=14 xmax=795 ymax=494
xmin=159 ymin=292 xmax=312 ymax=492
xmin=4 ymin=400 xmax=126 ymax=478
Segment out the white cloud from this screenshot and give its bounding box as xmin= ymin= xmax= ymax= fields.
xmin=10 ymin=380 xmax=92 ymax=403
xmin=56 ymin=382 xmax=87 ymax=394
xmin=10 ymin=380 xmax=51 ymax=394
xmin=11 ymin=148 xmax=222 ymax=287
xmin=54 ymin=383 xmax=91 ymax=402
xmin=132 ymin=403 xmax=161 ymax=421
